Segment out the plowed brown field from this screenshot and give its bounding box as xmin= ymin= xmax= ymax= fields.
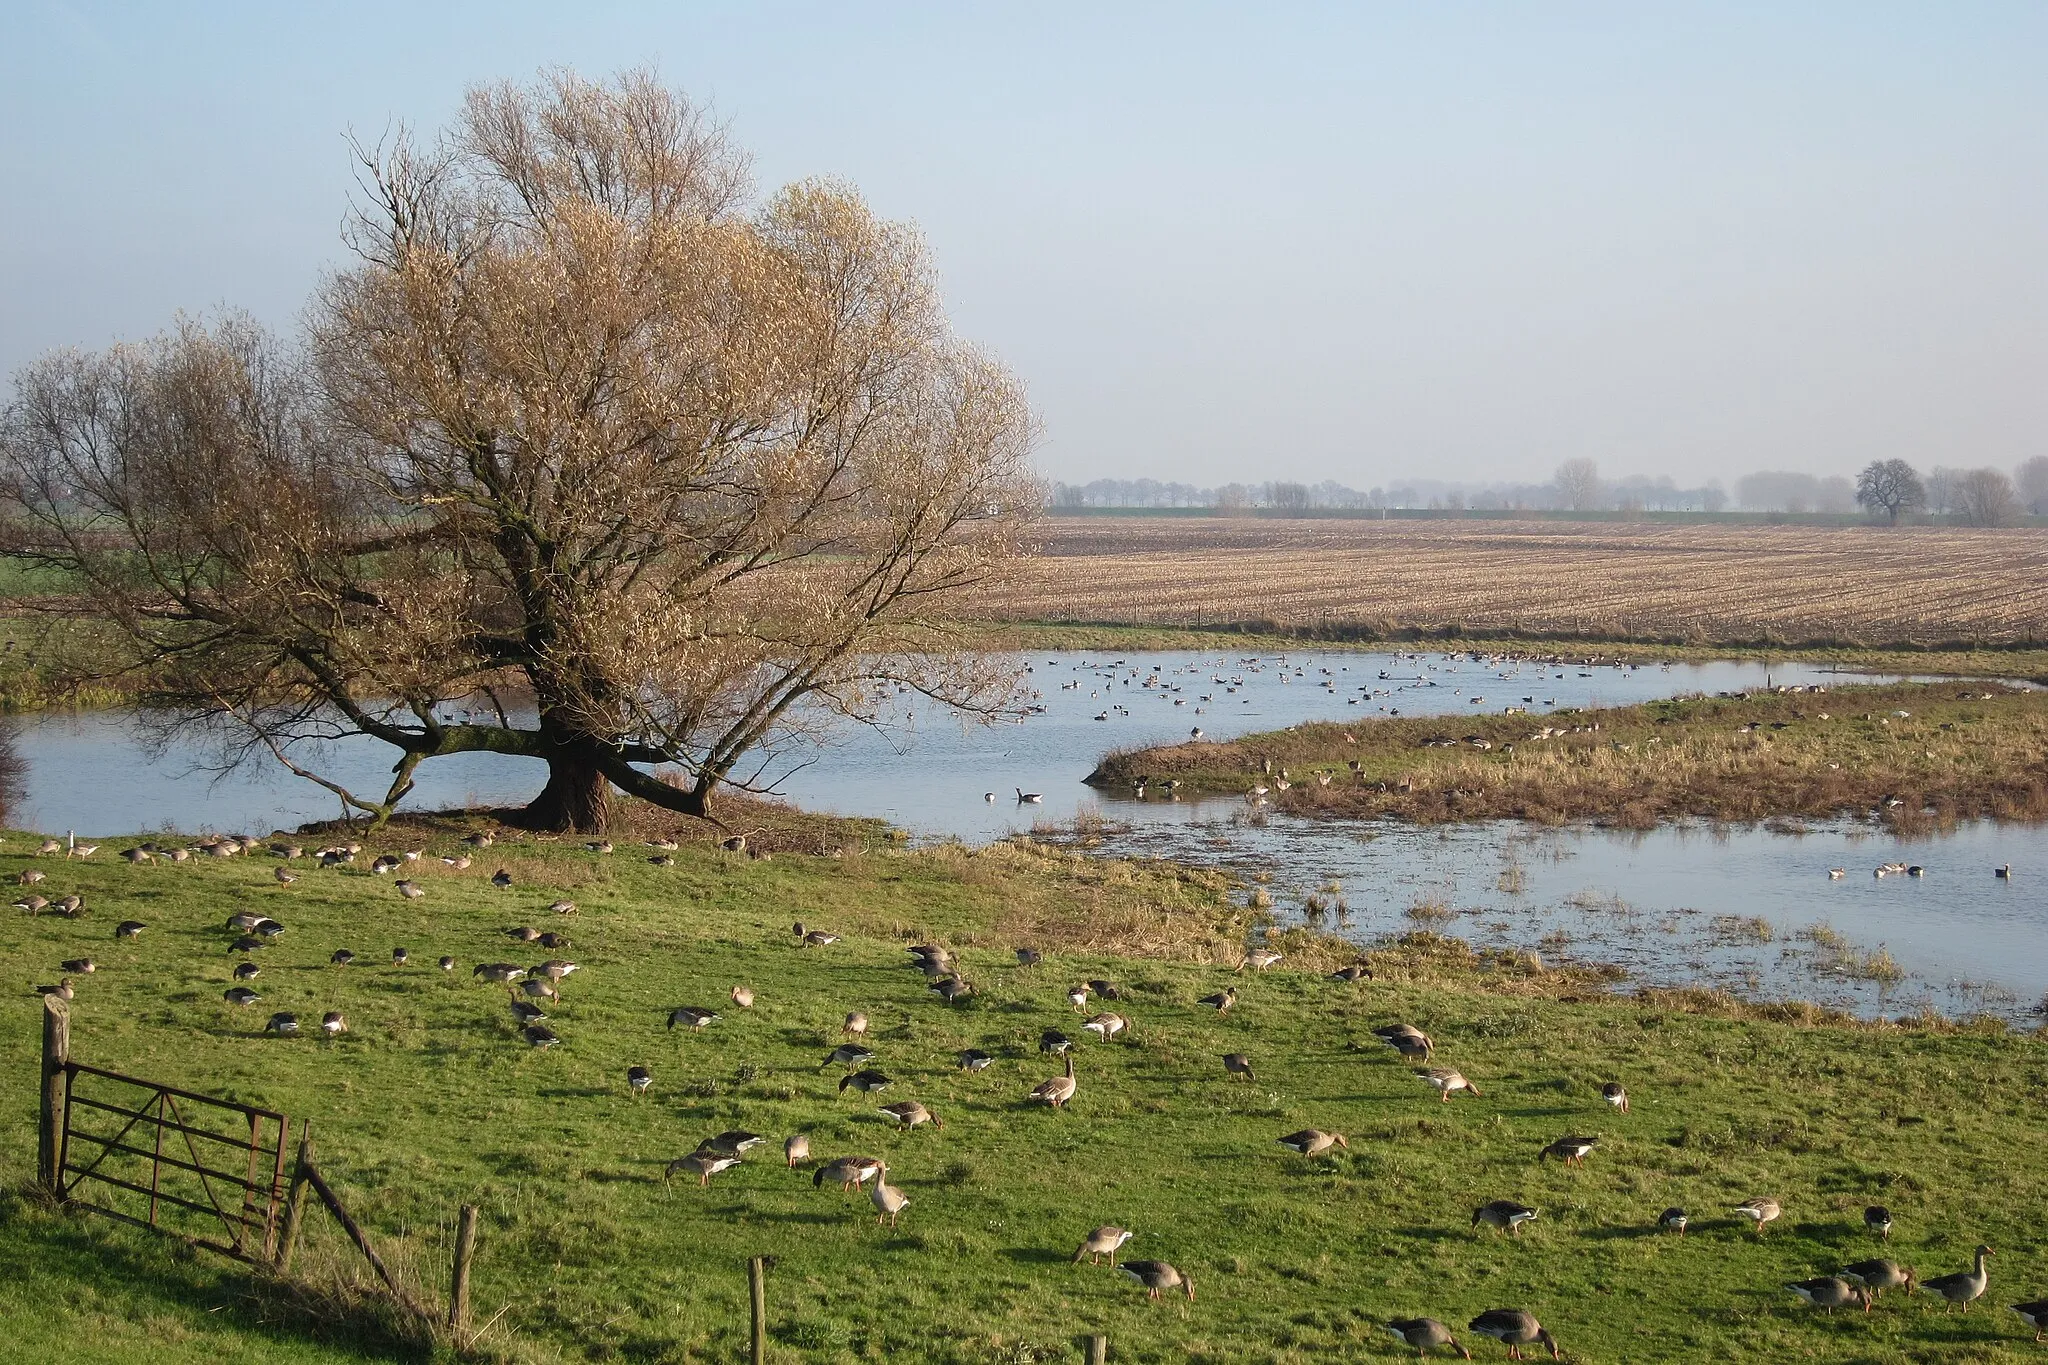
xmin=965 ymin=518 xmax=2048 ymax=644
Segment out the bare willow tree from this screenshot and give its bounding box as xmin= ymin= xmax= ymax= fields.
xmin=0 ymin=70 xmax=1040 ymax=831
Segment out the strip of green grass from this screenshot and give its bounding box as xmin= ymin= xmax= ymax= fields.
xmin=2 ymin=834 xmax=2044 ymax=1363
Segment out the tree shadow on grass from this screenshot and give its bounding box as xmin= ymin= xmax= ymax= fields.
xmin=997 ymin=1246 xmax=1073 ymax=1266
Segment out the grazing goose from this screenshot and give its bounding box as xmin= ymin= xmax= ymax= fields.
xmin=120 ymin=848 xmax=153 ymax=865
xmin=627 ymin=1065 xmax=652 ymax=1096
xmin=370 ymin=855 xmax=401 ymax=874
xmin=813 ymin=1156 xmax=882 ymax=1191
xmin=2012 ymin=1300 xmax=2048 ymax=1342
xmin=1841 ymin=1260 xmax=1915 ymax=1301
xmin=878 ymin=1101 xmax=942 ymax=1131
xmin=59 ymin=957 xmax=96 ymax=975
xmin=1385 ymin=1319 xmax=1469 ymax=1359
xmin=506 ymin=926 xmax=542 ymax=943
xmin=1086 ymin=978 xmax=1122 ymax=1000
xmin=1732 ymin=1197 xmax=1782 ymax=1232
xmin=1030 ymin=1054 xmax=1078 ymax=1109
xmin=35 ymin=979 xmax=75 ymax=1000
xmin=522 ymin=1023 xmax=559 ymax=1049
xmin=958 ymin=1048 xmax=994 ymax=1072
xmin=1467 ymin=1309 xmax=1558 ymax=1360
xmin=870 ymin=1161 xmax=910 ymax=1227
xmin=223 ymin=986 xmax=261 ymax=1007
xmin=321 ymin=1011 xmax=347 ymax=1036
xmin=441 ymin=855 xmax=473 ymax=870
xmin=800 ymin=929 xmax=839 ymax=948
xmin=1241 ymin=949 xmax=1283 ymax=972
xmin=730 ymin=985 xmax=754 ymax=1009
xmin=1040 ymin=1029 xmax=1075 ymax=1055
xmin=1331 ymin=964 xmax=1373 ymax=983
xmin=1786 ymin=1277 xmax=1870 ymax=1315
xmin=438 ymin=956 xmax=456 ymax=971
xmin=1421 ymin=1069 xmax=1482 ymax=1102
xmin=1601 ymin=1082 xmax=1629 ymax=1113
xmin=1472 ymin=1201 xmax=1539 ymax=1235
xmin=1197 ymin=987 xmax=1237 ymax=1013
xmin=474 ymin=963 xmax=526 ymax=983
xmin=550 ymin=900 xmax=579 ymax=917
xmin=252 ymin=918 xmax=285 ymax=939
xmin=462 ymin=831 xmax=495 ymax=849
xmin=18 ymin=869 xmax=46 ymax=885
xmin=1222 ymin=1053 xmax=1257 ymax=1083
xmin=1119 ymin=1260 xmax=1193 ymax=1302
xmin=391 ymin=947 xmax=409 ymax=966
xmin=666 ymin=1152 xmax=740 ymax=1188
xmin=700 ymin=1131 xmax=764 ymax=1157
xmin=1276 ymin=1129 xmax=1348 ymax=1158
xmin=1067 ymin=985 xmax=1092 ymax=1011
xmin=1919 ymin=1245 xmax=1991 ymax=1312
xmin=930 ymin=976 xmax=973 ymax=1004
xmin=227 ymin=911 xmax=267 ymax=931
xmin=1375 ymin=1023 xmax=1432 ymax=1055
xmin=1538 ymin=1135 xmax=1597 ymax=1165
xmin=274 ymin=867 xmax=296 ymax=886
xmin=510 ymin=1000 xmax=547 ymax=1024
xmin=784 ymin=1134 xmax=810 ymax=1168
xmin=37 ymin=839 xmax=62 ymax=856
xmin=395 ymin=880 xmax=425 ymax=899
xmin=517 ymin=977 xmax=559 ymax=1003
xmin=1658 ymin=1207 xmax=1688 ymax=1236
xmin=233 ymin=961 xmax=261 ymax=981
xmin=329 ymin=948 xmax=357 ymax=967
xmin=585 ymin=840 xmax=613 ymax=854
xmin=1864 ymin=1205 xmax=1893 ymax=1240
xmin=1082 ymin=1012 xmax=1128 ymax=1040
xmin=537 ymin=931 xmax=570 ymax=950
xmin=15 ymin=895 xmax=49 ymax=915
xmin=53 ymin=894 xmax=84 ymax=918
xmin=489 ymin=870 xmax=512 ymax=890
xmin=266 ymin=1013 xmax=299 ymax=1035
xmin=1074 ymin=1225 xmax=1134 ymax=1266
xmin=838 ymin=1070 xmax=893 ymax=1095
xmin=230 ymin=936 xmax=265 ymax=954
xmin=825 ymin=1044 xmax=876 ymax=1069
xmin=1015 ymin=947 xmax=1043 ymax=966
xmin=535 ymin=959 xmax=578 ymax=983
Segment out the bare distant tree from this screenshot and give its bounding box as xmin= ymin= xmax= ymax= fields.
xmin=2016 ymin=456 xmax=2048 ymax=517
xmin=1266 ymin=481 xmax=1312 ymax=513
xmin=1954 ymin=467 xmax=2020 ymax=527
xmin=1554 ymin=459 xmax=1601 ymax=512
xmin=1923 ymin=466 xmax=1963 ymax=515
xmin=1854 ymin=459 xmax=1924 ymax=524
xmin=0 ymin=70 xmax=1039 ymax=832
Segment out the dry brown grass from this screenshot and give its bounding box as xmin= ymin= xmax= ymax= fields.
xmin=966 ymin=517 xmax=2048 ymax=645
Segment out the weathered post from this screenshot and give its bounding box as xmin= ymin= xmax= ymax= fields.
xmin=1088 ymin=1334 xmax=1107 ymax=1365
xmin=275 ymin=1123 xmax=315 ymax=1272
xmin=749 ymin=1255 xmax=767 ymax=1365
xmin=38 ymin=995 xmax=69 ymax=1195
xmin=450 ymin=1204 xmax=479 ymax=1336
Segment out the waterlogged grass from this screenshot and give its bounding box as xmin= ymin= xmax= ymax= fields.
xmin=1093 ymin=680 xmax=2048 ymax=829
xmin=1 ymin=831 xmax=2045 ymax=1363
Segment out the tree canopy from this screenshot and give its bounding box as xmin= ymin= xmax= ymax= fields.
xmin=1854 ymin=459 xmax=1924 ymax=524
xmin=0 ymin=70 xmax=1041 ymax=831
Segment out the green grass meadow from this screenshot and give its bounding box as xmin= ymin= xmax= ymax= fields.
xmin=2 ymin=831 xmax=2045 ymax=1363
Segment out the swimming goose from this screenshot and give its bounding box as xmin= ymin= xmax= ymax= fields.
xmin=1222 ymin=1054 xmax=1256 ymax=1083
xmin=1422 ymin=1069 xmax=1481 ymax=1102
xmin=1841 ymin=1260 xmax=1915 ymax=1301
xmin=1197 ymin=987 xmax=1237 ymax=1013
xmin=870 ymin=1161 xmax=910 ymax=1227
xmin=1538 ymin=1135 xmax=1597 ymax=1165
xmin=35 ymin=979 xmax=74 ymax=1000
xmin=730 ymin=985 xmax=754 ymax=1008
xmin=784 ymin=1134 xmax=810 ymax=1167
xmin=1030 ymin=1054 xmax=1078 ymax=1109
xmin=1601 ymin=1082 xmax=1629 ymax=1113
xmin=1919 ymin=1245 xmax=1991 ymax=1312
xmin=1073 ymin=1225 xmax=1134 ymax=1266
xmin=1864 ymin=1206 xmax=1893 ymax=1240
xmin=1658 ymin=1207 xmax=1688 ymax=1236
xmin=1385 ymin=1319 xmax=1469 ymax=1359
xmin=1786 ymin=1277 xmax=1869 ymax=1314
xmin=1331 ymin=964 xmax=1373 ymax=983
xmin=825 ymin=1044 xmax=876 ymax=1069
xmin=223 ymin=986 xmax=261 ymax=1007
xmin=321 ymin=1011 xmax=347 ymax=1036
xmin=59 ymin=957 xmax=96 ymax=975
xmin=839 ymin=1070 xmax=894 ymax=1095
xmin=233 ymin=962 xmax=261 ymax=981
xmin=1472 ymin=1201 xmax=1539 ymax=1235
xmin=1732 ymin=1197 xmax=1781 ymax=1232
xmin=1015 ymin=788 xmax=1043 ymax=803
xmin=666 ymin=1152 xmax=740 ymax=1188
xmin=2011 ymin=1300 xmax=2048 ymax=1341
xmin=1466 ymin=1309 xmax=1557 ymax=1360
xmin=813 ymin=1156 xmax=881 ymax=1191
xmin=1828 ymin=868 xmax=1846 ymax=879
xmin=1119 ymin=1260 xmax=1193 ymax=1302
xmin=266 ymin=1013 xmax=299 ymax=1035
xmin=958 ymin=1048 xmax=994 ymax=1071
xmin=878 ymin=1101 xmax=942 ymax=1130
xmin=1082 ymin=1012 xmax=1128 ymax=1040
xmin=627 ymin=1065 xmax=652 ymax=1096
xmin=1994 ymin=864 xmax=2013 ymax=880
xmin=1276 ymin=1129 xmax=1348 ymax=1158
xmin=522 ymin=1024 xmax=559 ymax=1048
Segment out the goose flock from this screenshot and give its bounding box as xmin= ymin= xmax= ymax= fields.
xmin=14 ymin=824 xmax=2043 ymax=1356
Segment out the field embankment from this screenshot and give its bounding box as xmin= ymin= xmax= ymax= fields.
xmin=963 ymin=518 xmax=2048 ymax=651
xmin=1089 ymin=680 xmax=2048 ymax=829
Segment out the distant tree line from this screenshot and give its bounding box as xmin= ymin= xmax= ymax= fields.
xmin=1051 ymin=455 xmax=2048 ymax=525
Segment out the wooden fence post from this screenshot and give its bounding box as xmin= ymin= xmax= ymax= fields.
xmin=304 ymin=1164 xmax=427 ymax=1318
xmin=749 ymin=1255 xmax=767 ymax=1365
xmin=1087 ymin=1334 xmax=1107 ymax=1365
xmin=275 ymin=1123 xmax=315 ymax=1272
xmin=450 ymin=1204 xmax=479 ymax=1337
xmin=38 ymin=996 xmax=69 ymax=1195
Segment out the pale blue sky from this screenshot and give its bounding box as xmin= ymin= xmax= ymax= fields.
xmin=3 ymin=2 xmax=2042 ymax=486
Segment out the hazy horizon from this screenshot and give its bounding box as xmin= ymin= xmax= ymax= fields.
xmin=3 ymin=3 xmax=2043 ymax=490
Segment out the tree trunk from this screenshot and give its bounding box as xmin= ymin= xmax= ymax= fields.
xmin=517 ymin=735 xmax=613 ymax=833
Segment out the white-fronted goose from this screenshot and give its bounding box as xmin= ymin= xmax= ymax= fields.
xmin=223 ymin=986 xmax=260 ymax=1007
xmin=666 ymin=1152 xmax=739 ymax=1188
xmin=1276 ymin=1129 xmax=1347 ymax=1158
xmin=1786 ymin=1277 xmax=1870 ymax=1314
xmin=266 ymin=1013 xmax=299 ymax=1034
xmin=1539 ymin=1135 xmax=1597 ymax=1165
xmin=36 ymin=839 xmax=62 ymax=856
xmin=321 ymin=1011 xmax=347 ymax=1036
xmin=700 ymin=1131 xmax=764 ymax=1157
xmin=1082 ymin=1012 xmax=1128 ymax=1040
xmin=1222 ymin=1054 xmax=1256 ymax=1083
xmin=1658 ymin=1207 xmax=1688 ymax=1236
xmin=391 ymin=947 xmax=409 ymax=966
xmin=1197 ymin=987 xmax=1237 ymax=1013
xmin=1119 ymin=1260 xmax=1193 ymax=1302
xmin=15 ymin=895 xmax=49 ymax=914
xmin=506 ymin=926 xmax=542 ymax=943
xmin=1467 ymin=1309 xmax=1557 ymax=1360
xmin=1841 ymin=1260 xmax=1915 ymax=1301
xmin=510 ymin=1000 xmax=547 ymax=1024
xmin=627 ymin=1065 xmax=652 ymax=1096
xmin=813 ymin=1156 xmax=881 ymax=1191
xmin=839 ymin=1070 xmax=893 ymax=1095
xmin=462 ymin=831 xmax=495 ymax=849
xmin=121 ymin=848 xmax=153 ymax=865
xmin=1086 ymin=979 xmax=1122 ymax=1000
xmin=870 ymin=1161 xmax=909 ymax=1227
xmin=1040 ymin=1029 xmax=1075 ymax=1055
xmin=59 ymin=957 xmax=96 ymax=975
xmin=1919 ymin=1245 xmax=1991 ymax=1312
xmin=931 ymin=976 xmax=973 ymax=1004
xmin=517 ymin=978 xmax=558 ymax=1003
xmin=1864 ymin=1205 xmax=1893 ymax=1240
xmin=825 ymin=1044 xmax=875 ymax=1069
xmin=536 ymin=960 xmax=577 ymax=983
xmin=1015 ymin=947 xmax=1043 ymax=966
xmin=1030 ymin=1054 xmax=1078 ymax=1109
xmin=1732 ymin=1197 xmax=1781 ymax=1232
xmin=522 ymin=1024 xmax=559 ymax=1048
xmin=1472 ymin=1201 xmax=1538 ymax=1235
xmin=475 ymin=963 xmax=526 ymax=983
xmin=878 ymin=1101 xmax=941 ymax=1131
xmin=959 ymin=1048 xmax=994 ymax=1071
xmin=784 ymin=1134 xmax=810 ymax=1168
xmin=730 ymin=985 xmax=754 ymax=1008
xmin=1422 ymin=1069 xmax=1481 ymax=1102
xmin=1601 ymin=1082 xmax=1629 ymax=1113
xmin=233 ymin=962 xmax=260 ymax=981
xmin=667 ymin=1006 xmax=718 ymax=1030
xmin=18 ymin=869 xmax=46 ymax=885
xmin=2012 ymin=1301 xmax=2048 ymax=1341
xmin=1074 ymin=1225 xmax=1134 ymax=1266
xmin=1386 ymin=1319 xmax=1469 ymax=1359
